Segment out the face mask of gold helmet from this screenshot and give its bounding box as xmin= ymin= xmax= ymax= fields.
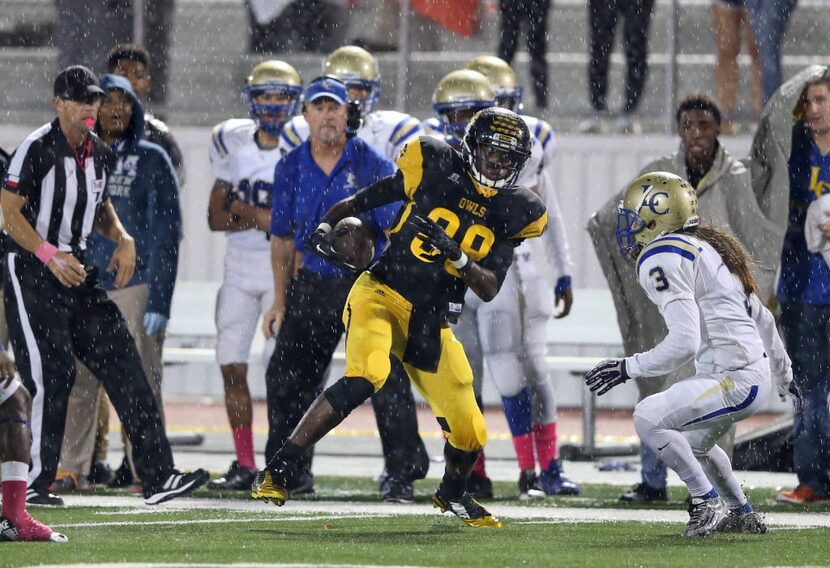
xmin=616 ymin=171 xmax=700 ymax=262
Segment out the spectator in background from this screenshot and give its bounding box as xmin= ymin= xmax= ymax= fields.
xmin=55 ymin=74 xmax=182 ymax=493
xmin=580 ymin=0 xmax=656 ymax=135
xmin=497 ymin=0 xmax=551 ymax=110
xmin=774 ymin=70 xmax=830 ymax=504
xmin=712 ymin=0 xmax=762 ymax=134
xmin=745 ymin=0 xmax=798 ymax=104
xmin=247 ymin=0 xmax=349 ymax=53
xmin=107 ymin=44 xmax=185 ymax=186
xmin=587 ymin=94 xmax=780 ymax=503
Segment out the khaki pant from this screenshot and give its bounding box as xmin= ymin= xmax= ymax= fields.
xmin=59 ymin=284 xmax=164 ymax=477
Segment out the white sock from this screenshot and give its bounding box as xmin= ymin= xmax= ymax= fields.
xmin=633 ymin=415 xmax=714 ymax=497
xmin=698 ymin=445 xmax=746 ymax=509
xmin=1 ymin=461 xmax=29 ymax=482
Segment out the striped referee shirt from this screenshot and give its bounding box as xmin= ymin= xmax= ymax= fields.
xmin=1 ymin=119 xmax=112 ymax=258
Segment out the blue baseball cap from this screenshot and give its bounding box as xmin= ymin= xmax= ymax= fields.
xmin=304 ymin=76 xmax=348 ymax=105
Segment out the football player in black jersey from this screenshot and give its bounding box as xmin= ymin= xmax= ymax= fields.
xmin=252 ymin=107 xmax=546 ymax=527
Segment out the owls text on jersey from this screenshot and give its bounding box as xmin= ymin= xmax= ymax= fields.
xmin=210 ymin=118 xmax=283 ymax=251
xmin=630 ymin=233 xmax=765 ymax=377
xmin=279 ymin=110 xmax=422 ymax=163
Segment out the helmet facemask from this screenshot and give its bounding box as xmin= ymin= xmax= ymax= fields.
xmin=244 ymin=83 xmax=303 ymax=136
xmin=615 ymin=207 xmax=648 ymax=262
xmin=435 ymin=103 xmax=492 ymax=146
xmin=462 ymin=121 xmax=531 ymax=195
xmin=342 ymin=78 xmax=381 ymax=117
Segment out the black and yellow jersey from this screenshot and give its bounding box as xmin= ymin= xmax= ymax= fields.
xmin=370 ymin=136 xmax=547 ymax=317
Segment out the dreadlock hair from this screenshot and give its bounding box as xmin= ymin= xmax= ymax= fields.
xmin=685 ymin=225 xmax=756 ymax=295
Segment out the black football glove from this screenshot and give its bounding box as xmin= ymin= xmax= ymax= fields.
xmin=409 ymin=214 xmax=462 ymax=261
xmin=307 ymin=223 xmax=359 ymax=272
xmin=585 ymin=358 xmax=630 ymax=396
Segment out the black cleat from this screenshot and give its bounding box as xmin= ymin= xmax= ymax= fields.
xmin=379 ymin=470 xmax=415 ymax=504
xmin=288 ymin=471 xmax=315 ymax=496
xmin=107 ymin=458 xmax=136 ymax=488
xmin=25 ymin=488 xmax=64 ymax=507
xmin=208 ymin=461 xmax=257 ymax=491
xmin=518 ymin=470 xmax=545 ymax=501
xmin=619 ymin=482 xmax=668 ymax=503
xmin=144 ymin=469 xmax=209 ymax=505
xmin=87 ymin=460 xmax=113 ymax=486
xmin=466 ymin=472 xmax=494 ymax=500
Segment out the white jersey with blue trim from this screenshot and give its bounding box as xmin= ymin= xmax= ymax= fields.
xmin=279 ymin=110 xmax=422 ymax=163
xmin=422 ymin=116 xmax=442 ymax=138
xmin=209 ymin=118 xmax=284 ymax=251
xmin=629 ymin=233 xmax=765 ymax=376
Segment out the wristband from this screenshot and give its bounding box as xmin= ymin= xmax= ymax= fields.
xmin=35 ymin=241 xmax=58 ymax=265
xmin=451 ymin=251 xmax=471 ymax=270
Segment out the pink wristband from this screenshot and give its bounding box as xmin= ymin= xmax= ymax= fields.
xmin=35 ymin=241 xmax=58 ymax=265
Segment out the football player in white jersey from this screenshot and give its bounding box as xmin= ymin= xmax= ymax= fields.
xmin=276 ymin=46 xmax=430 ymax=502
xmin=279 ymin=46 xmax=422 ymax=162
xmin=586 ymin=172 xmax=803 ymax=537
xmin=434 ymin=65 xmax=579 ymax=499
xmin=207 ymin=61 xmax=303 ymax=490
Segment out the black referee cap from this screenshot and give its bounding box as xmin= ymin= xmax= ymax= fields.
xmin=54 ymin=65 xmax=105 ymax=103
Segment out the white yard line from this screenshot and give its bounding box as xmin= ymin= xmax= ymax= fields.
xmin=56 ymin=495 xmax=830 ymax=529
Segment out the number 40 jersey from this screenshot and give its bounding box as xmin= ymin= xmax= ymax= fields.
xmin=209 ymin=118 xmax=283 ymax=251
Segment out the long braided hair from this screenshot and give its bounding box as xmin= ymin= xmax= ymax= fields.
xmin=686 ymin=225 xmax=757 ymax=295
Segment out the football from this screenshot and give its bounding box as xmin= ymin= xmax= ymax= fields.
xmin=332 ymin=217 xmax=375 ymax=270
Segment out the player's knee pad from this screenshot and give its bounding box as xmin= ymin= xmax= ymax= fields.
xmin=447 ymin=413 xmax=487 ymax=452
xmin=324 ymin=376 xmax=374 ymax=417
xmin=484 ymin=352 xmax=524 ymax=397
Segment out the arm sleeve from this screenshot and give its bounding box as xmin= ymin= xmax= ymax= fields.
xmin=625 ymin=253 xmax=699 ymax=377
xmin=537 ymin=167 xmax=573 ymax=279
xmin=747 ymin=292 xmax=792 ymax=385
xmin=209 ymin=123 xmax=233 ymax=182
xmin=479 ymin=239 xmax=521 ymax=292
xmin=352 ymin=171 xmax=407 ymax=211
xmin=2 ymin=144 xmax=38 ymax=197
xmin=145 ymin=153 xmax=182 ymax=317
xmin=270 ymin=160 xmax=295 ymax=237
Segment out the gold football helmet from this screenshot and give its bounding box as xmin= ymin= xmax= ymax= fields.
xmin=323 ymin=46 xmax=381 ymax=115
xmin=432 ymin=69 xmax=495 ymax=144
xmin=466 ymin=55 xmax=523 ymax=112
xmin=244 ymin=60 xmax=303 ymax=135
xmin=616 ymin=171 xmax=699 ymax=261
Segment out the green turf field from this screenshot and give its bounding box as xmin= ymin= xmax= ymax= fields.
xmin=2 ymin=477 xmax=829 ymax=567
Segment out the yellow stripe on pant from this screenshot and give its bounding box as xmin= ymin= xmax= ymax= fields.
xmin=342 ymin=272 xmax=487 ymax=452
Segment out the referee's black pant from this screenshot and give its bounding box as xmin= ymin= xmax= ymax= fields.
xmin=497 ymin=0 xmax=551 ymax=109
xmin=264 ymin=269 xmax=429 ymax=482
xmin=4 ymin=253 xmax=173 ymax=492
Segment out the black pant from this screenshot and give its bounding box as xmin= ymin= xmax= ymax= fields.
xmin=588 ymin=0 xmax=655 ymax=114
xmin=498 ymin=0 xmax=551 ymax=109
xmin=264 ymin=269 xmax=428 ymax=481
xmin=4 ymin=254 xmax=173 ymax=492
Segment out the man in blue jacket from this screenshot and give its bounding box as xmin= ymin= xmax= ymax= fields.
xmin=56 ymin=74 xmax=182 ymax=490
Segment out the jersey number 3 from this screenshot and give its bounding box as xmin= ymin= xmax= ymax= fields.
xmin=649 ymin=267 xmax=670 ymax=291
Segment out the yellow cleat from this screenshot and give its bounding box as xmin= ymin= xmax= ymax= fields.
xmin=250 ymin=469 xmax=288 ymax=506
xmin=432 ymin=490 xmax=504 ymax=528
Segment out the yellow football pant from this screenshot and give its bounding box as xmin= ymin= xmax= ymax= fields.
xmin=342 ymin=272 xmax=487 ymax=452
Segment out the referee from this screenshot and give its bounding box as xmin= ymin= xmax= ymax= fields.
xmin=0 ymin=65 xmax=207 ymax=506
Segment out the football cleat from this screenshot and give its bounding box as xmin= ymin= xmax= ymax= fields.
xmin=143 ymin=469 xmax=209 ymax=505
xmin=619 ymin=482 xmax=668 ymax=503
xmin=25 ymin=487 xmax=64 ymax=507
xmin=518 ymin=470 xmax=545 ymax=501
xmin=776 ymin=484 xmax=828 ymax=504
xmin=208 ymin=461 xmax=257 ymax=491
xmin=716 ymin=511 xmax=768 ymax=534
xmin=379 ymin=471 xmax=415 ymax=504
xmin=539 ymin=461 xmax=581 ymax=496
xmin=466 ymin=472 xmax=494 ymax=500
xmin=432 ymin=488 xmax=503 ymax=528
xmin=0 ymin=515 xmax=68 ymax=542
xmin=251 ymin=469 xmax=289 ymax=506
xmin=683 ymin=496 xmax=725 ymax=537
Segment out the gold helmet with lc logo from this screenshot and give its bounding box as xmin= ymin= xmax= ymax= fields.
xmin=466 ymin=55 xmax=523 ymax=112
xmin=323 ymin=46 xmax=381 ymax=115
xmin=616 ymin=171 xmax=699 ymax=261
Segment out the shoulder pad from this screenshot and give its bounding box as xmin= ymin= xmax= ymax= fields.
xmin=636 ymin=235 xmax=702 ymax=274
xmin=510 ymin=187 xmax=548 ymax=239
xmin=280 ymin=116 xmax=308 ymax=150
xmin=210 ymin=118 xmax=255 ymax=158
xmin=145 ymin=113 xmax=170 ymax=133
xmin=422 ymin=116 xmax=442 ymax=136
